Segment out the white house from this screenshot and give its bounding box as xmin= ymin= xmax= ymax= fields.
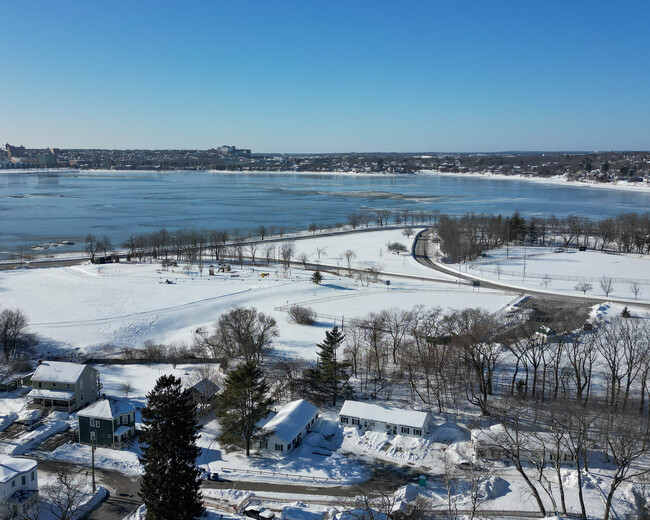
xmin=338 ymin=400 xmax=432 ymax=438
xmin=0 ymin=455 xmax=38 ymax=516
xmin=259 ymin=399 xmax=319 ymax=453
xmin=27 ymin=361 xmax=100 ymax=412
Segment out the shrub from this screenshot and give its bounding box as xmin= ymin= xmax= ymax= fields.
xmin=288 ymin=306 xmax=316 ymax=325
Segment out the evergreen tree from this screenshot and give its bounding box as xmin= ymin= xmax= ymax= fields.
xmin=310 ymin=270 xmax=323 ymax=285
xmin=216 ymin=360 xmax=273 ymax=456
xmin=309 ymin=326 xmax=352 ymax=406
xmin=139 ymin=375 xmax=204 ymax=520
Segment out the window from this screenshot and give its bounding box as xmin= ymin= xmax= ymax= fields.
xmin=80 ymin=394 xmax=83 ymax=401
xmin=31 ymin=471 xmax=35 ymax=481
xmin=66 ymin=384 xmax=71 ymax=390
xmin=340 ymin=417 xmax=348 ymax=424
xmin=90 ymin=431 xmax=96 ymax=441
xmin=11 ymin=479 xmax=15 ymax=488
xmin=401 ymin=427 xmax=410 ymax=434
xmin=352 ymin=418 xmax=359 ymax=425
xmin=413 ymin=429 xmax=422 ymax=436
xmin=275 ymin=443 xmax=284 ymax=451
xmin=22 ymin=475 xmax=26 ymax=485
xmin=52 ymin=382 xmax=56 ymax=387
xmin=89 ymin=418 xmax=95 ymax=427
xmin=37 ymin=382 xmax=42 ymax=388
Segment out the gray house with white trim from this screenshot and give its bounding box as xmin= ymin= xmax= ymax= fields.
xmin=27 ymin=361 xmax=99 ymax=413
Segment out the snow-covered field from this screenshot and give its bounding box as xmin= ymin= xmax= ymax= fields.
xmin=0 ymin=229 xmax=513 ymax=357
xmin=450 ymin=245 xmax=650 ymax=302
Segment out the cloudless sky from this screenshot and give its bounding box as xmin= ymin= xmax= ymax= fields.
xmin=1 ymin=1 xmax=649 ymax=152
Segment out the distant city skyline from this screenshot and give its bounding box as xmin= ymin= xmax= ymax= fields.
xmin=2 ymin=1 xmax=649 ymax=153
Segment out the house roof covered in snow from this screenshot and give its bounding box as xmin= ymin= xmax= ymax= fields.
xmin=78 ymin=397 xmax=135 ymax=420
xmin=190 ymin=378 xmax=220 ymax=397
xmin=27 ymin=388 xmax=75 ymax=401
xmin=32 ymin=361 xmax=90 ymax=384
xmin=263 ymin=399 xmax=319 ymax=443
xmin=0 ymin=455 xmax=37 ymax=483
xmin=339 ymin=400 xmax=430 ymax=429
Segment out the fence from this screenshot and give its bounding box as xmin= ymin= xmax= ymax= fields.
xmin=468 ymin=264 xmax=650 ymax=285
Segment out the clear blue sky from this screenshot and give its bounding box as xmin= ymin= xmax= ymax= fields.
xmin=1 ymin=1 xmax=649 ymax=152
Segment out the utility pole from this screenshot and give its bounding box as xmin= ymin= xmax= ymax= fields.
xmin=506 ymin=218 xmax=510 ymax=260
xmin=91 ymin=440 xmax=96 ymax=493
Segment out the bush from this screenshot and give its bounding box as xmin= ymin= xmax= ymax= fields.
xmin=288 ymin=306 xmax=316 ymax=325
xmin=387 ymin=242 xmax=408 ymax=254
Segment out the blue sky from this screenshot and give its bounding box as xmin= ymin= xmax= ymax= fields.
xmin=1 ymin=1 xmax=649 ymax=152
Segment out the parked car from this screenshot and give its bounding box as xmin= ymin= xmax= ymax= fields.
xmin=23 ymin=418 xmax=43 ymax=431
xmin=202 ymin=471 xmax=219 ymax=481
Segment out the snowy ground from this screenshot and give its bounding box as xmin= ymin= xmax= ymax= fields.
xmin=0 ymin=229 xmax=512 ymax=357
xmin=449 ymin=245 xmax=650 ymax=303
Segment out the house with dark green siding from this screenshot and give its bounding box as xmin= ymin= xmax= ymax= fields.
xmin=77 ymin=396 xmax=136 ymax=449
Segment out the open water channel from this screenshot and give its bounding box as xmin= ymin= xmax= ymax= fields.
xmin=1 ymin=170 xmax=649 ymax=259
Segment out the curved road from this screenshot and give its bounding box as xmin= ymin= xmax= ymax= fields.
xmin=413 ymin=228 xmax=650 ymax=310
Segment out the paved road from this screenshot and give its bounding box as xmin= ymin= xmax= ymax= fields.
xmin=413 ymin=228 xmax=650 ymax=310
xmin=35 ymin=458 xmax=411 ymax=519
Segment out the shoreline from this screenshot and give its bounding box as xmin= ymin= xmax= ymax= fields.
xmin=2 ymin=167 xmax=650 ymax=192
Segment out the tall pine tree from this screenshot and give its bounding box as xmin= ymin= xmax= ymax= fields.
xmin=216 ymin=360 xmax=273 ymax=456
xmin=139 ymin=375 xmax=204 ymax=520
xmin=310 ymin=326 xmax=352 ymax=406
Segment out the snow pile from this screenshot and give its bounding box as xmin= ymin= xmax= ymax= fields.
xmin=431 ymin=422 xmax=470 ymax=444
xmin=476 ymin=476 xmax=511 ymax=500
xmin=2 ymin=411 xmax=70 ymax=455
xmin=203 ymin=488 xmax=252 ymax=510
xmin=342 ymin=429 xmax=434 ymax=465
xmin=0 ymin=411 xmax=17 ymax=432
xmin=48 ymin=443 xmax=143 ymax=475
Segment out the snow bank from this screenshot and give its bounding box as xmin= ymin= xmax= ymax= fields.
xmin=47 ymin=443 xmax=143 ymax=475
xmin=0 ymin=411 xmax=17 ymax=432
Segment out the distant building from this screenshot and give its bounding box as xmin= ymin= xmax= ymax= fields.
xmin=36 ymin=153 xmax=57 ymax=168
xmin=0 ymin=455 xmax=38 ymax=516
xmin=216 ymin=145 xmax=252 ymax=156
xmin=27 ymin=361 xmax=100 ymax=412
xmin=5 ymin=143 xmax=26 ymax=158
xmin=338 ymin=400 xmax=432 ymax=438
xmin=78 ymin=396 xmax=136 ymax=449
xmin=259 ymin=399 xmax=319 ymax=453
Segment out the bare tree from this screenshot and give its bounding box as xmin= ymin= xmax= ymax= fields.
xmin=575 ymin=282 xmax=593 ymax=295
xmin=630 ymin=280 xmax=643 ymax=300
xmin=42 ymin=467 xmax=89 ymax=520
xmin=402 ymin=228 xmax=415 ymax=239
xmin=600 ymin=275 xmax=615 ymax=297
xmin=298 ymin=252 xmax=309 ymax=269
xmin=256 ymin=225 xmax=267 ymax=240
xmin=208 ymin=307 xmax=278 ymax=364
xmin=0 ymin=309 xmax=37 ymax=362
xmin=262 ymin=244 xmax=275 ymax=266
xmin=280 ymin=241 xmax=295 ymax=269
xmin=343 ymin=249 xmax=356 ymax=274
xmin=84 ymin=234 xmax=97 ymax=262
xmin=601 ymin=410 xmax=650 ymax=520
xmin=246 ymin=241 xmax=258 ymax=265
xmin=120 ymin=381 xmax=132 ymax=397
xmin=446 ymin=308 xmax=501 ymax=416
